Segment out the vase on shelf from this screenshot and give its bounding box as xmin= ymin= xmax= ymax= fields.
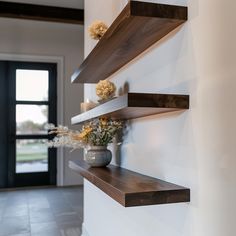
xmin=85 ymin=146 xmax=112 ymax=167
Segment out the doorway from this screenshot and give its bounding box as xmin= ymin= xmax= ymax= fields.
xmin=0 ymin=61 xmax=57 ymax=188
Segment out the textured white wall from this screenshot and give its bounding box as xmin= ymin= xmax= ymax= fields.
xmin=83 ymin=0 xmax=236 ymax=235
xmin=83 ymin=0 xmax=127 ymax=98
xmin=0 ymin=3 xmax=84 ymax=185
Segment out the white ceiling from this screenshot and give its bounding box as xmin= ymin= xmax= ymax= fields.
xmin=2 ymin=0 xmax=84 ymax=9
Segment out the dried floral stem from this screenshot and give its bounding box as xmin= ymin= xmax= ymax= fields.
xmin=46 ymin=118 xmax=123 ymax=150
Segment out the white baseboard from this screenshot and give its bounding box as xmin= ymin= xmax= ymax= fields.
xmin=81 ymin=223 xmax=90 ymax=236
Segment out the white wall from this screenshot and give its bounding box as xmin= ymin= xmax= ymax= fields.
xmin=0 ymin=0 xmax=84 ymax=186
xmin=83 ymin=0 xmax=236 ymax=236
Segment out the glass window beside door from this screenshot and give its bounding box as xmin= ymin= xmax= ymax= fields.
xmin=16 ymin=69 xmax=50 ymax=173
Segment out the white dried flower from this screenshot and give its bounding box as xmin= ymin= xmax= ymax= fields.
xmin=45 ymin=123 xmax=55 ymax=130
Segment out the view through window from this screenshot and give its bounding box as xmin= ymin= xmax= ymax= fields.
xmin=16 ymin=69 xmax=49 ymax=173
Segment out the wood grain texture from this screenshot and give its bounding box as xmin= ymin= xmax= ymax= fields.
xmin=71 ymin=1 xmax=187 ymax=83
xmin=0 ymin=1 xmax=84 ymax=24
xmin=71 ymin=93 xmax=189 ymax=125
xmin=69 ymin=160 xmax=190 ymax=207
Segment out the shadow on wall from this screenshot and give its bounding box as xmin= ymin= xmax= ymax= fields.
xmin=108 ymin=0 xmax=200 ymax=213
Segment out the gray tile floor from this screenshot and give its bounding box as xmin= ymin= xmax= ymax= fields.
xmin=0 ymin=186 xmax=83 ymax=236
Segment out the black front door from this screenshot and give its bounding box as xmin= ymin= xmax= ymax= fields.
xmin=0 ymin=61 xmax=57 ymax=188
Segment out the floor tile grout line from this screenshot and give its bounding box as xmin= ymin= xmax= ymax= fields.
xmin=0 ymin=187 xmax=83 ymax=236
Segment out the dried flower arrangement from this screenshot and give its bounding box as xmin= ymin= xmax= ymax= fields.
xmin=46 ymin=118 xmax=123 ymax=150
xmin=88 ymin=20 xmax=108 ymax=40
xmin=96 ymin=79 xmax=116 ymax=101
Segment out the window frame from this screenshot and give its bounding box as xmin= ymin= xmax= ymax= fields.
xmin=7 ymin=61 xmax=57 ymax=187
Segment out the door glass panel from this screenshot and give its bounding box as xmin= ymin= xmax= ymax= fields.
xmin=16 ymin=69 xmax=49 ymax=101
xmin=16 ymin=105 xmax=48 ymax=135
xmin=16 ymin=139 xmax=48 ymax=173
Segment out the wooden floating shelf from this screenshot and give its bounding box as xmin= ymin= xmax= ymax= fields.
xmin=71 ymin=93 xmax=189 ymax=125
xmin=69 ymin=160 xmax=190 ymax=207
xmin=71 ymin=1 xmax=187 ymax=83
xmin=0 ymin=1 xmax=84 ymax=25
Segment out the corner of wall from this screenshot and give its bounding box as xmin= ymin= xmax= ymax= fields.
xmin=82 ymin=223 xmax=90 ymax=236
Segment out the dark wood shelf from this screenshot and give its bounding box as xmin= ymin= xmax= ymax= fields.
xmin=0 ymin=1 xmax=84 ymax=24
xmin=69 ymin=160 xmax=190 ymax=207
xmin=71 ymin=93 xmax=189 ymax=125
xmin=71 ymin=1 xmax=187 ymax=83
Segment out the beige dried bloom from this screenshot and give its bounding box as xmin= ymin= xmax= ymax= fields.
xmin=96 ymin=79 xmax=116 ymax=100
xmin=88 ymin=20 xmax=108 ymax=40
